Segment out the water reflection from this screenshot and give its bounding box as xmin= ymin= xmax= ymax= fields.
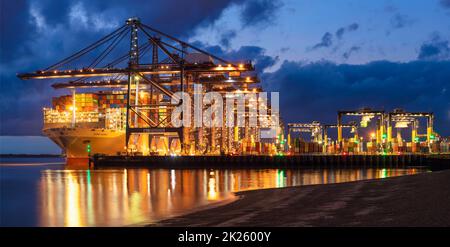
xmin=38 ymin=167 xmax=423 ymax=226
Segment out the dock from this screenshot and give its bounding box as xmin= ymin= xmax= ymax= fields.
xmin=91 ymin=154 xmax=449 ymax=170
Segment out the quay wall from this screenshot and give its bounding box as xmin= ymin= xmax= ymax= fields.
xmin=91 ymin=154 xmax=449 ymax=170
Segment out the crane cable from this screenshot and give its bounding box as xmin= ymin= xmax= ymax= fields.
xmin=44 ymin=24 xmax=128 ymax=71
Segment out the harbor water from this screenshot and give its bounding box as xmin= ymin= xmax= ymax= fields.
xmin=0 ymin=157 xmax=426 ymax=226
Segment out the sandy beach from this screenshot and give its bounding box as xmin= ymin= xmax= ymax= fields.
xmin=156 ymin=169 xmax=450 ymax=227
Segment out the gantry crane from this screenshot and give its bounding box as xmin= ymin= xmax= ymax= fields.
xmin=337 ymin=109 xmax=385 ymax=151
xmin=287 ymin=122 xmax=322 ymax=148
xmin=387 ymin=109 xmax=435 ymax=151
xmin=323 ymin=122 xmax=358 ymax=151
xmin=17 ymin=17 xmax=258 ymax=154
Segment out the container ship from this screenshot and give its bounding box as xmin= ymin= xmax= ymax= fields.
xmin=18 ymin=17 xmax=284 ymax=160
xmin=42 ymin=72 xmax=279 ymax=159
xmin=43 ymin=91 xmax=128 ymax=158
xmin=43 ymin=86 xmax=188 ymax=159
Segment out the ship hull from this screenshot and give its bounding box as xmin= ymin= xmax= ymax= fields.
xmin=43 ymin=128 xmax=125 ymax=158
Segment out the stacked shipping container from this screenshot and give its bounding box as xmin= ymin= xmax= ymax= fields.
xmin=52 ymin=93 xmax=98 ymax=112
xmin=291 ymin=138 xmax=323 ymax=154
xmin=98 ymin=91 xmax=127 ymax=110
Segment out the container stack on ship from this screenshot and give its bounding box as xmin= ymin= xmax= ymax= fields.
xmin=43 ymin=91 xmax=128 ymax=158
xmin=18 ymin=17 xmax=284 ymax=161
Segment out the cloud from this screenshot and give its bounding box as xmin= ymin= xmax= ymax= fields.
xmin=262 ymin=60 xmax=450 ymax=136
xmin=280 ymin=47 xmax=290 ymax=53
xmin=29 ymin=4 xmax=47 ymax=31
xmin=384 ymin=4 xmax=397 ymax=13
xmin=418 ymin=34 xmax=450 ymax=61
xmin=390 ymin=14 xmax=415 ymax=29
xmin=226 ymin=46 xmax=279 ymax=72
xmin=342 ymin=46 xmax=361 ymax=59
xmin=68 ymin=2 xmax=89 ymax=28
xmin=335 ymin=23 xmax=359 ymax=40
xmin=254 ymin=54 xmax=278 ymax=72
xmin=348 ymin=23 xmax=359 ymax=31
xmin=194 ymin=42 xmax=278 ymax=73
xmin=1 ymin=0 xmax=243 ymax=63
xmin=335 ymin=28 xmax=345 ymax=40
xmin=68 ymin=2 xmax=119 ymax=31
xmin=0 ymin=0 xmax=246 ymax=135
xmin=219 ymin=30 xmax=237 ymax=48
xmin=311 ymin=32 xmax=333 ymax=50
xmin=310 ymin=23 xmax=359 ymax=51
xmin=239 ymin=0 xmax=283 ymax=27
xmin=440 ymin=0 xmax=450 ymax=8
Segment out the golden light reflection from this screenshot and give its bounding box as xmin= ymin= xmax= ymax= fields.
xmin=208 ymin=176 xmax=217 ymax=200
xmin=65 ymin=173 xmax=81 ymax=226
xmin=38 ymin=168 xmax=423 ymax=226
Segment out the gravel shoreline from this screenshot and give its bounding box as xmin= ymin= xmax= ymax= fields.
xmin=155 ymin=170 xmax=450 ymax=227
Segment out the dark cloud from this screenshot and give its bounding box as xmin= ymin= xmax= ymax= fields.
xmin=219 ymin=30 xmax=237 ymax=48
xmin=335 ymin=28 xmax=345 ymax=40
xmin=348 ymin=23 xmax=359 ymax=32
xmin=0 ymin=0 xmax=33 ymax=62
xmin=418 ymin=34 xmax=450 ymax=61
xmin=0 ymin=0 xmax=246 ymax=135
xmin=312 ymin=23 xmax=359 ymax=51
xmin=336 ymin=23 xmax=359 ymax=40
xmin=254 ymin=54 xmax=278 ymax=72
xmin=226 ymin=46 xmax=278 ymax=72
xmin=194 ymin=42 xmax=278 ymax=73
xmin=390 ymin=14 xmax=415 ymax=29
xmin=262 ymin=60 xmax=450 ymax=136
xmin=280 ymin=47 xmax=290 ymax=53
xmin=342 ymin=46 xmax=361 ymax=59
xmin=0 ymin=0 xmax=244 ymax=65
xmin=384 ymin=4 xmax=397 ymax=13
xmin=440 ymin=0 xmax=450 ymax=8
xmin=311 ymin=32 xmax=333 ymax=50
xmin=240 ymin=0 xmax=283 ymax=27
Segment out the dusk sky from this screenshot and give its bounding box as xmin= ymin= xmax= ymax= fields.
xmin=1 ymin=0 xmax=450 ymax=138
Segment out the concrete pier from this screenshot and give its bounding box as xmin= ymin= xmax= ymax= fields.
xmin=91 ymin=154 xmax=448 ymax=170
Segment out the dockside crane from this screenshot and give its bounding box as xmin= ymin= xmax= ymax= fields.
xmin=17 ymin=17 xmax=257 ymax=154
xmin=337 ymin=109 xmax=385 ymax=152
xmin=287 ymin=122 xmax=323 ymax=148
xmin=388 ymin=109 xmax=435 ymax=152
xmin=323 ymin=122 xmax=358 ymax=152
